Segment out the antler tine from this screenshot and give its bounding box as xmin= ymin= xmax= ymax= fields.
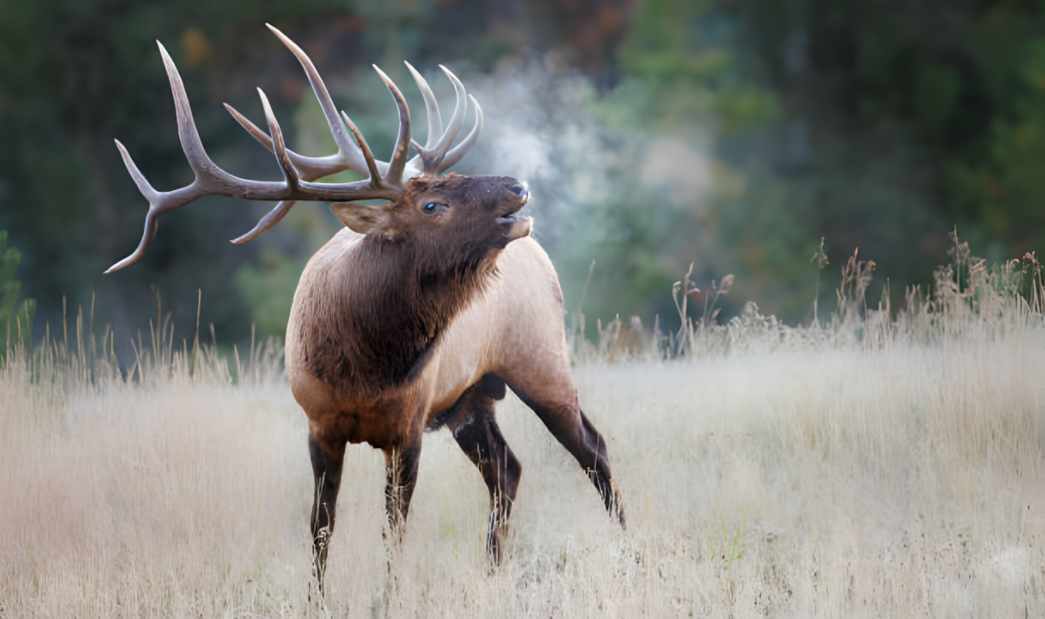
xmin=411 ymin=64 xmax=472 ymax=174
xmin=242 ymin=90 xmax=306 ymax=249
xmin=105 ymin=139 xmax=174 ymax=273
xmin=372 ymin=65 xmax=412 ymax=186
xmin=404 ymin=61 xmax=443 ymax=149
xmin=340 ymin=111 xmax=382 ymax=182
xmin=113 ymin=138 xmax=158 ymax=204
xmin=225 ymin=24 xmax=410 ymax=191
xmin=223 ymin=102 xmax=331 ymax=245
xmin=158 ymin=41 xmax=225 ymax=186
xmin=224 ymin=51 xmax=399 ymax=246
xmin=224 ymin=41 xmax=479 ymax=185
xmin=223 ymin=102 xmax=345 ymax=180
xmin=226 ymin=25 xmax=427 ymax=195
xmin=257 ymin=88 xmax=300 ymax=188
xmin=224 ymin=97 xmax=369 ymax=245
xmin=437 ymin=95 xmax=483 ymax=172
xmin=432 ymin=65 xmax=468 ymax=152
xmin=106 ymin=42 xmax=237 ymax=273
xmin=105 ymin=205 xmax=162 ymax=274
xmin=264 ymin=23 xmax=371 ymax=174
xmin=229 ymin=201 xmax=296 ymax=245
xmin=235 ymin=69 xmax=459 ymax=245
xmin=107 ymin=137 xmax=209 ymax=273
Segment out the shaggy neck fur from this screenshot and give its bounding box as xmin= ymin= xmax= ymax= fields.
xmin=298 ymin=234 xmax=497 ymax=397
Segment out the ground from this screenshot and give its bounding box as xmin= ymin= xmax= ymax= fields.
xmin=2 ymin=325 xmax=1043 ymax=617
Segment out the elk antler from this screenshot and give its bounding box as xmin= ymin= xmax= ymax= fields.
xmin=106 ymin=24 xmax=483 ymax=273
xmin=220 ymin=24 xmax=482 ymax=244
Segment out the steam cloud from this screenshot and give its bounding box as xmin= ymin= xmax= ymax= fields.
xmin=450 ymin=59 xmax=714 ymax=252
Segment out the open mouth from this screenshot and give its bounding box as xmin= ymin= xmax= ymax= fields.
xmin=496 ymin=208 xmax=533 ymax=241
xmin=496 ymin=212 xmax=533 ymax=226
xmin=496 ymin=185 xmax=532 ymax=241
xmin=496 ymin=195 xmax=528 ymax=223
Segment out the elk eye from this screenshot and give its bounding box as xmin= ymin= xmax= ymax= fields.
xmin=421 ymin=201 xmax=445 ymax=214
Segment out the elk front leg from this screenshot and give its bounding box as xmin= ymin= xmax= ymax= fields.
xmin=309 ymin=430 xmax=346 ymax=592
xmin=383 ymin=440 xmax=422 ymax=544
xmin=452 ymin=412 xmax=521 ymax=563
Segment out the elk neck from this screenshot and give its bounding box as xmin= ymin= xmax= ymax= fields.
xmin=300 ymin=234 xmax=498 ymax=396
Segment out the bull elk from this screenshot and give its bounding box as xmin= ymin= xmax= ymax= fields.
xmin=106 ymin=24 xmax=625 ymax=585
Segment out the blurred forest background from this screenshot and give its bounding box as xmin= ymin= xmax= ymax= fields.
xmin=3 ymin=0 xmax=1045 ymax=346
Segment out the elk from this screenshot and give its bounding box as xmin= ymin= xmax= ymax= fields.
xmin=106 ymin=24 xmax=625 ymax=585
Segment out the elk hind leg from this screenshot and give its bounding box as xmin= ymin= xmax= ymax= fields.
xmin=509 ymin=379 xmax=625 ymax=527
xmin=447 ymin=381 xmax=521 ymax=563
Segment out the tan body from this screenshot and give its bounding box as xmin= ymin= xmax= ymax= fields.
xmin=287 ymin=231 xmax=572 ymax=448
xmin=286 ymin=223 xmax=624 ymax=573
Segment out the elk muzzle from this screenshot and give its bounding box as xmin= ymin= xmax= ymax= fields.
xmin=497 ymin=180 xmax=532 ymax=242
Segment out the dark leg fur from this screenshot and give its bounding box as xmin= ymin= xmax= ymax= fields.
xmin=450 ymin=392 xmax=522 ymax=563
xmin=309 ymin=433 xmax=346 ymax=593
xmin=512 ymin=390 xmax=626 ymax=527
xmin=383 ymin=442 xmax=422 ymax=543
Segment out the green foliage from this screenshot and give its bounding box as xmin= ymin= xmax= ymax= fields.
xmin=0 ymin=232 xmax=22 ymax=318
xmin=951 ymin=29 xmax=1045 ymax=249
xmin=5 ymin=1 xmax=1045 ymax=340
xmin=235 ymin=247 xmax=311 ymax=338
xmin=563 ymin=0 xmax=791 ymax=324
xmin=0 ymin=231 xmax=35 ymax=352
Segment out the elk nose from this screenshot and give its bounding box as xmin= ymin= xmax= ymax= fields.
xmin=507 ymin=182 xmax=529 ymax=201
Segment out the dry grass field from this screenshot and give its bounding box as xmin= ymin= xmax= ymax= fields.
xmin=2 ymin=250 xmax=1045 ymax=617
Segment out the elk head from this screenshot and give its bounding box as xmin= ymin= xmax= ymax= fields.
xmin=105 ymin=24 xmax=531 ymax=274
xmin=331 ymin=174 xmax=531 ymax=256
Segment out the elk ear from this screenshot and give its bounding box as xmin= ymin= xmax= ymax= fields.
xmin=330 ymin=202 xmax=397 ymax=237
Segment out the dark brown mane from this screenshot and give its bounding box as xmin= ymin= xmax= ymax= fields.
xmin=296 ymin=231 xmax=498 ymax=396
